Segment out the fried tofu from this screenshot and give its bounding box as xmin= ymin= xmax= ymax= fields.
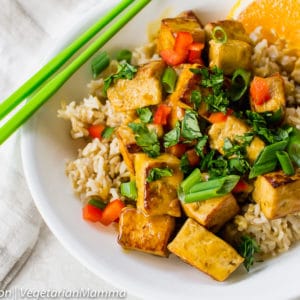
xmin=107 ymin=61 xmax=165 ymax=112
xmin=250 ymin=74 xmax=286 ymax=114
xmin=118 ymin=207 xmax=175 ymax=257
xmin=135 ymin=153 xmax=183 ymax=217
xmin=117 ymin=123 xmax=164 ymax=175
xmin=252 ymin=169 xmax=300 ymax=219
xmin=182 ymin=193 xmax=239 ymax=232
xmin=157 ymin=12 xmax=205 ymax=53
xmin=208 ymin=115 xmax=265 ymax=164
xmin=204 ymin=20 xmax=251 ymax=44
xmin=168 ymin=218 xmax=244 ymax=281
xmin=209 ymin=39 xmax=252 ymax=75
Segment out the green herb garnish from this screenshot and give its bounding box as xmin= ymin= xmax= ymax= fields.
xmin=104 ymin=62 xmax=137 ymax=93
xmin=195 ymin=135 xmax=208 ymax=157
xmin=128 ymin=122 xmax=160 ymax=158
xmin=190 ymin=90 xmax=202 ymax=109
xmin=212 ymin=26 xmax=228 ymax=44
xmin=147 ymin=167 xmax=173 ymax=182
xmin=181 ymin=110 xmax=202 ymax=140
xmin=162 ymin=66 xmax=178 ymax=93
xmin=136 ymin=107 xmax=153 ymax=124
xmin=116 ymin=49 xmax=132 ymax=63
xmin=164 ymin=121 xmax=181 ymax=148
xmin=91 ymin=51 xmax=110 ymax=79
xmin=238 ymin=235 xmax=260 ymax=272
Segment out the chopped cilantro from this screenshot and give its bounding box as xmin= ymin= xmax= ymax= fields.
xmin=128 ymin=123 xmax=160 ymax=158
xmin=136 ymin=107 xmax=152 ymax=123
xmin=164 ymin=121 xmax=181 ymax=148
xmin=103 ymin=62 xmax=137 ymax=93
xmin=190 ymin=90 xmax=202 ymax=109
xmin=238 ymin=235 xmax=260 ymax=272
xmin=195 ymin=135 xmax=208 ymax=157
xmin=147 ymin=167 xmax=173 ymax=182
xmin=181 ymin=110 xmax=202 ymax=140
xmin=180 ymin=153 xmax=193 ymax=174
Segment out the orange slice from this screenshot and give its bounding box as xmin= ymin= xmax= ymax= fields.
xmin=228 ymin=0 xmax=300 ymax=53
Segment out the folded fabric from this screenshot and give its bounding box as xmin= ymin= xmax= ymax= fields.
xmin=0 ymin=134 xmax=42 ymax=290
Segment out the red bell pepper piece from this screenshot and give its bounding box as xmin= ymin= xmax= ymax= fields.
xmin=82 ymin=204 xmax=103 ymax=222
xmin=88 ymin=124 xmax=105 ymax=139
xmin=188 ymin=42 xmax=205 ymax=64
xmin=250 ymin=76 xmax=271 ymax=105
xmin=100 ymin=199 xmax=125 ymax=226
xmin=232 ymin=179 xmax=249 ymax=193
xmin=153 ymin=104 xmax=172 ymax=125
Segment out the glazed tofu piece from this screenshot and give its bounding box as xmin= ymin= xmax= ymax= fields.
xmin=117 ymin=123 xmax=164 ymax=175
xmin=209 ymin=39 xmax=252 ymax=75
xmin=157 ymin=12 xmax=205 ymax=53
xmin=204 ymin=20 xmax=251 ymax=44
xmin=252 ymin=169 xmax=300 ymax=219
xmin=135 ymin=153 xmax=183 ymax=217
xmin=118 ymin=207 xmax=175 ymax=257
xmin=250 ymin=74 xmax=286 ymax=114
xmin=107 ymin=61 xmax=165 ymax=111
xmin=182 ymin=193 xmax=239 ymax=232
xmin=208 ymin=115 xmax=265 ymax=163
xmin=168 ymin=218 xmax=244 ymax=281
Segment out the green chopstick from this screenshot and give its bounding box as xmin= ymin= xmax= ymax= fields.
xmin=0 ymin=0 xmax=135 ymax=121
xmin=0 ymin=0 xmax=150 ymax=145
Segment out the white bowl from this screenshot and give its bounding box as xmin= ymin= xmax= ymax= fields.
xmin=21 ymin=0 xmax=300 ymax=299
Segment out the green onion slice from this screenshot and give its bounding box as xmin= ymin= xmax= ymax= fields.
xmin=249 ymin=140 xmax=288 ymax=178
xmin=229 ymin=68 xmax=251 ymax=101
xmin=88 ymin=199 xmax=107 ymax=210
xmin=91 ymin=51 xmax=110 ymax=79
xmin=178 ymin=174 xmax=240 ymax=203
xmin=120 ymin=181 xmax=137 ymax=200
xmin=179 ymin=168 xmax=202 ymax=195
xmin=287 ymin=127 xmax=300 ymax=167
xmin=276 ymin=151 xmax=295 ymax=175
xmin=162 ymin=66 xmax=178 ymax=93
xmin=116 ymin=49 xmax=132 ymax=63
xmin=212 ymin=26 xmax=228 ymax=44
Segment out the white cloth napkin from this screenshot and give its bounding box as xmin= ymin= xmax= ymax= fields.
xmin=0 ymin=134 xmax=42 ymax=290
xmin=0 ymin=0 xmax=101 ymax=290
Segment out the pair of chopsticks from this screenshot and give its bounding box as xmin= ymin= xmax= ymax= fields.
xmin=0 ymin=0 xmax=151 ymax=145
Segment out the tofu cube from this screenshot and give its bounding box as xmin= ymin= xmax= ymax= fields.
xmin=209 ymin=39 xmax=252 ymax=75
xmin=118 ymin=207 xmax=175 ymax=257
xmin=252 ymin=169 xmax=300 ymax=219
xmin=204 ymin=20 xmax=251 ymax=44
xmin=182 ymin=193 xmax=239 ymax=232
xmin=168 ymin=218 xmax=244 ymax=281
xmin=157 ymin=13 xmax=205 ymax=53
xmin=135 ymin=153 xmax=183 ymax=217
xmin=117 ymin=123 xmax=164 ymax=175
xmin=250 ymin=74 xmax=286 ymax=114
xmin=208 ymin=115 xmax=265 ymax=164
xmin=107 ymin=61 xmax=165 ymax=111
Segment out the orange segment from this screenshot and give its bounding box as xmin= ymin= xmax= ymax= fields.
xmin=229 ymin=0 xmax=300 ymax=52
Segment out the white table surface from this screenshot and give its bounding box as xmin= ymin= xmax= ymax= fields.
xmin=0 ymin=1 xmax=140 ymax=298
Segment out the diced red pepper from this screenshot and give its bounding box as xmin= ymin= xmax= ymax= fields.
xmin=153 ymin=104 xmax=172 ymax=125
xmin=232 ymin=179 xmax=249 ymax=193
xmin=174 ymin=32 xmax=194 ymax=54
xmin=160 ymin=49 xmax=187 ymax=66
xmin=160 ymin=32 xmax=194 ymax=66
xmin=208 ymin=109 xmax=233 ymax=123
xmin=82 ymin=204 xmax=103 ymax=222
xmin=186 ymin=149 xmax=200 ymax=167
xmin=100 ymin=199 xmax=125 ymax=226
xmin=166 ymin=143 xmax=187 ymax=158
xmin=208 ymin=112 xmax=228 ymax=123
xmin=250 ymin=76 xmax=271 ymax=105
xmin=188 ymin=43 xmax=205 ymax=64
xmin=88 ymin=124 xmax=105 ymax=139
